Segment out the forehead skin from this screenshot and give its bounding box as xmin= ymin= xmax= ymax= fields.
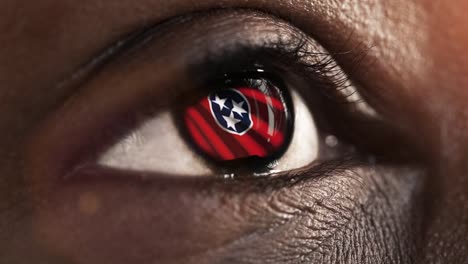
xmin=0 ymin=0 xmax=467 ymax=263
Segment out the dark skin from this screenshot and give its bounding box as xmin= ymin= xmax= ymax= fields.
xmin=1 ymin=0 xmax=467 ymax=263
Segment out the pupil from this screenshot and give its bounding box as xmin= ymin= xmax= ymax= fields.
xmin=183 ymin=78 xmax=292 ymax=163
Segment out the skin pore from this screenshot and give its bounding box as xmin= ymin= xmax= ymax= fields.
xmin=1 ymin=0 xmax=468 ymax=263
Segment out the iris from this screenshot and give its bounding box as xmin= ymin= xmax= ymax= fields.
xmin=183 ymin=77 xmax=293 ymax=162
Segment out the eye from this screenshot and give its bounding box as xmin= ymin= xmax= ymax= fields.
xmin=84 ymin=15 xmax=380 ymax=179
xmin=98 ymin=73 xmax=319 ymax=176
xmin=32 ymin=10 xmax=402 ymax=181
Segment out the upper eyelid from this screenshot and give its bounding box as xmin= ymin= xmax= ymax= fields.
xmin=56 ymin=10 xmax=314 ymax=107
xmin=56 ymin=9 xmax=379 ymax=140
xmin=55 ymin=8 xmax=358 ymax=105
xmin=44 ymin=7 xmax=379 ymax=130
xmin=58 ymin=9 xmax=310 ymax=88
xmin=106 ymin=10 xmax=376 ymax=118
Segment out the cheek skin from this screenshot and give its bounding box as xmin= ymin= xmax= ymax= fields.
xmin=30 ymin=166 xmax=422 ymax=263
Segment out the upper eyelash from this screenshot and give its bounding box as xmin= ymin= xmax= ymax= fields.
xmin=272 ymin=35 xmax=379 ymax=118
xmin=187 ymin=32 xmax=378 ymax=122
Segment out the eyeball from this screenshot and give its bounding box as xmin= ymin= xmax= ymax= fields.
xmin=98 ymin=76 xmax=318 ymax=177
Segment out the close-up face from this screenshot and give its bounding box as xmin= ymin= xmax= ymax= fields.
xmin=1 ymin=0 xmax=468 ymax=263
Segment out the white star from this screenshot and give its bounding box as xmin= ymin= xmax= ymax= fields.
xmin=211 ymin=95 xmax=227 ymax=110
xmin=222 ymin=111 xmax=241 ymax=131
xmin=231 ymin=100 xmax=247 ymax=116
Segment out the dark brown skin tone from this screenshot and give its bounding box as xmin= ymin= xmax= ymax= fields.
xmin=0 ymin=0 xmax=467 ymax=263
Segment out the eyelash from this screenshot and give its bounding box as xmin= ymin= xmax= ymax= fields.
xmin=191 ymin=38 xmax=372 ymax=120
xmin=185 ymin=44 xmax=364 ymax=131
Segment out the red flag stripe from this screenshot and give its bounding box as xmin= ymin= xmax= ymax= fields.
xmin=238 ymin=87 xmax=285 ymax=110
xmin=185 ymin=107 xmax=235 ymax=160
xmin=200 ymin=102 xmax=268 ymax=158
xmin=250 ymin=115 xmax=285 ymax=148
xmin=246 ymin=129 xmax=277 ymax=152
xmin=184 ymin=115 xmax=218 ymax=159
xmin=196 ymin=104 xmax=250 ymax=158
xmin=235 ymin=132 xmax=269 ymax=157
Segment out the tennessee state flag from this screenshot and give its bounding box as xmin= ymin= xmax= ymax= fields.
xmin=184 ymin=83 xmax=291 ymax=162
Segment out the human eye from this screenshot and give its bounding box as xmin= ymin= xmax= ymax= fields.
xmin=98 ymin=72 xmax=318 ymax=177
xmin=30 ymin=10 xmax=405 ymax=181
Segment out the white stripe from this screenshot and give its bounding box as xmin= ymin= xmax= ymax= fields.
xmin=259 ymin=81 xmax=275 ymax=136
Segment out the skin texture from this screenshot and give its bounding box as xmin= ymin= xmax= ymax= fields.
xmin=0 ymin=0 xmax=467 ymax=263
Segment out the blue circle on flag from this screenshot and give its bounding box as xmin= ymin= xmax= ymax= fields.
xmin=208 ymin=89 xmax=253 ymax=135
